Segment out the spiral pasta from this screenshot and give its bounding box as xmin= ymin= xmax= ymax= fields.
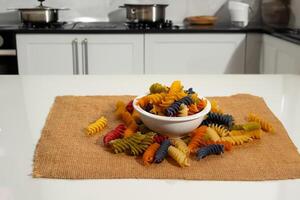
xmin=170 ymin=138 xmax=190 ymax=155
xmin=153 ymin=134 xmax=169 ymax=144
xmin=197 ymin=99 xmax=207 ymax=111
xmin=150 ymin=105 xmax=164 ymax=116
xmin=232 ymin=122 xmax=261 ymax=131
xmin=186 ymin=88 xmax=196 ymax=95
xmin=229 ymin=130 xmax=244 ymax=136
xmin=202 ymin=112 xmax=234 ymax=128
xmin=168 ymin=146 xmax=190 ymax=167
xmin=146 ymin=93 xmax=167 ymax=105
xmin=181 ymin=135 xmax=191 ymax=145
xmin=169 ymin=80 xmax=183 ymax=93
xmin=178 ymin=104 xmax=189 ymax=117
xmin=115 ymin=101 xmax=127 ymax=118
xmin=159 ymin=95 xmax=176 ymax=108
xmin=143 ymin=143 xmax=160 ymax=166
xmin=245 ymin=129 xmax=263 ymax=139
xmin=131 ymin=110 xmax=141 ymax=124
xmin=126 ymin=100 xmax=134 ymax=114
xmin=188 ymin=126 xmax=207 ymax=153
xmin=99 ymin=81 xmax=278 ymax=168
xmin=247 ymin=113 xmax=274 ymax=133
xmin=219 ymin=135 xmax=252 ymax=145
xmin=103 ymin=124 xmax=126 ymax=145
xmin=204 ymin=140 xmax=233 ymax=151
xmin=208 ymin=124 xmax=230 ymax=137
xmin=123 ymin=126 xmax=137 ymax=138
xmin=159 ymin=92 xmax=187 ymax=108
xmin=190 ymin=93 xmax=200 ymax=104
xmin=85 ymin=116 xmax=107 ymax=136
xmin=210 ymin=100 xmax=223 ymax=114
xmin=110 ymin=132 xmax=154 ymax=156
xmin=196 ymin=144 xmax=225 ymax=160
xmin=165 ymin=96 xmax=193 ymax=116
xmin=121 ymin=111 xmax=135 ymax=126
xmin=154 ymin=139 xmax=171 ymax=163
xmin=205 ymin=127 xmax=221 ymax=142
xmin=188 ymin=104 xmax=199 ymax=115
xmin=149 ymin=83 xmax=168 ymax=94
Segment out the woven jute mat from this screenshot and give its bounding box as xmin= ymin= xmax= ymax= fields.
xmin=33 ymin=94 xmax=300 ymax=180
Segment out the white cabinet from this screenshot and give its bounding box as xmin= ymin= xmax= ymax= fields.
xmin=17 ymin=35 xmax=76 ymax=75
xmin=145 ymin=34 xmax=246 ymax=74
xmin=81 ymin=35 xmax=143 ymax=74
xmin=261 ymin=34 xmax=300 ymax=74
xmin=16 ymin=34 xmax=144 ymax=75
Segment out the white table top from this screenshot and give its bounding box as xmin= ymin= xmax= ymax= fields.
xmin=0 ymin=75 xmax=300 ymax=200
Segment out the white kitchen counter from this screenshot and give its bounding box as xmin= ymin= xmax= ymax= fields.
xmin=0 ymin=75 xmax=300 ymax=200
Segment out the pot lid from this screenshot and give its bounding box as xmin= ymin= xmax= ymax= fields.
xmin=9 ymin=0 xmax=68 ymax=11
xmin=122 ymin=4 xmax=169 ymax=7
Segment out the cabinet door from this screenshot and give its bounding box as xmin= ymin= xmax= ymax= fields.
xmin=17 ymin=34 xmax=79 ymax=75
xmin=145 ymin=34 xmax=246 ymax=74
xmin=261 ymin=34 xmax=300 ymax=74
xmin=83 ymin=34 xmax=144 ymax=74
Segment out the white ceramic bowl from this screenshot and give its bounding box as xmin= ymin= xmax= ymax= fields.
xmin=133 ymin=95 xmax=211 ymax=138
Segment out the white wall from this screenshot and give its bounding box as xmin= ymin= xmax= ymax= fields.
xmin=0 ymin=0 xmax=259 ymax=24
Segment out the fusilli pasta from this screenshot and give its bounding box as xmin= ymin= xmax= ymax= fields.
xmin=103 ymin=124 xmax=126 ymax=145
xmin=178 ymin=104 xmax=189 ymax=117
xmin=143 ymin=143 xmax=161 ymax=166
xmin=188 ymin=126 xmax=207 ymax=153
xmin=205 ymin=127 xmax=221 ymax=142
xmin=154 ymin=139 xmax=171 ymax=163
xmin=208 ymin=124 xmax=230 ymax=137
xmin=165 ymin=96 xmax=193 ymax=116
xmin=219 ymin=135 xmax=252 ymax=145
xmin=170 ymin=138 xmax=190 ymax=155
xmin=196 ymin=144 xmax=225 ymax=160
xmin=149 ymin=83 xmax=168 ymax=94
xmin=85 ymin=116 xmax=107 ymax=136
xmin=202 ymin=112 xmax=234 ymax=128
xmin=247 ymin=113 xmax=274 ymax=133
xmin=168 ymin=146 xmax=190 ymax=167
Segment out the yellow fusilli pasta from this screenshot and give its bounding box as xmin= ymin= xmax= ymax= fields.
xmin=205 ymin=127 xmax=221 ymax=142
xmin=210 ymin=99 xmax=223 ymax=114
xmin=219 ymin=135 xmax=253 ymax=145
xmin=85 ymin=116 xmax=107 ymax=136
xmin=169 ymin=80 xmax=183 ymax=94
xmin=209 ymin=124 xmax=230 ymax=137
xmin=170 ymin=138 xmax=190 ymax=155
xmin=247 ymin=113 xmax=274 ymax=133
xmin=168 ymin=146 xmax=190 ymax=167
xmin=245 ymin=129 xmax=263 ymax=139
xmin=146 ymin=93 xmax=166 ymax=105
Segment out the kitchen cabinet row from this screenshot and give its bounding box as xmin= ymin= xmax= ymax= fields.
xmin=16 ymin=34 xmax=246 ymax=75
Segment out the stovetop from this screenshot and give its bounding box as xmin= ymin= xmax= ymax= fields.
xmin=273 ymin=28 xmax=300 ymax=40
xmin=73 ymin=21 xmax=180 ymax=30
xmin=1 ymin=21 xmax=300 ymax=45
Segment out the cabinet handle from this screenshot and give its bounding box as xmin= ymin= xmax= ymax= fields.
xmin=81 ymin=38 xmax=89 ymax=75
xmin=72 ymin=39 xmax=79 ymax=75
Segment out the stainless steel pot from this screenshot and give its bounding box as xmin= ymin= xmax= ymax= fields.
xmin=10 ymin=0 xmax=68 ymax=24
xmin=120 ymin=4 xmax=168 ymax=23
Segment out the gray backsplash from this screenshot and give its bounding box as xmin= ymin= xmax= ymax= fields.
xmin=0 ymin=0 xmax=262 ymax=24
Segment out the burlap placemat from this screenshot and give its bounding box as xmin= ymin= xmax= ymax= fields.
xmin=33 ymin=94 xmax=300 ymax=180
